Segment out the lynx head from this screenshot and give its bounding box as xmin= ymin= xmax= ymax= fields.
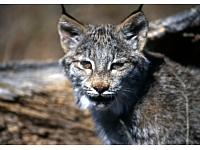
xmin=58 ymin=5 xmax=149 ymax=113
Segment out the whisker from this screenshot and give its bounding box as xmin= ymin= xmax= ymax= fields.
xmin=122 ymin=88 xmax=134 ymax=93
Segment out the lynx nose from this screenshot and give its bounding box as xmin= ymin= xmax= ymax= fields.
xmin=93 ymin=86 xmax=109 ymax=94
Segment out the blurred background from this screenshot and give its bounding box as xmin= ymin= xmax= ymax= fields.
xmin=0 ymin=4 xmax=196 ymax=63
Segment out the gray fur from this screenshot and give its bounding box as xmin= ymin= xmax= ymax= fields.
xmin=58 ymin=7 xmax=200 ymax=144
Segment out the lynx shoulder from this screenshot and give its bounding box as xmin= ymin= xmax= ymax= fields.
xmin=57 ymin=5 xmax=200 ymax=144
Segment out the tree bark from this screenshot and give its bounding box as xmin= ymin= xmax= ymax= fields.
xmin=0 ymin=5 xmax=200 ymax=144
xmin=0 ymin=61 xmax=102 ymax=144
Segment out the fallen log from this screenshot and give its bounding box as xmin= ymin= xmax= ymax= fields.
xmin=0 ymin=5 xmax=200 ymax=144
xmin=147 ymin=5 xmax=200 ymax=67
xmin=0 ymin=61 xmax=101 ymax=144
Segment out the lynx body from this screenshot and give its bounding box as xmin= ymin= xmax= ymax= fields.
xmin=58 ymin=5 xmax=200 ymax=144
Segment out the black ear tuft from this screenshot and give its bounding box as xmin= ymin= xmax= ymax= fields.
xmin=58 ymin=5 xmax=87 ymax=53
xmin=61 ymin=4 xmax=67 ymax=15
xmin=60 ymin=4 xmax=84 ymax=26
xmin=137 ymin=4 xmax=144 ymax=12
xmin=122 ymin=4 xmax=144 ymax=23
xmin=116 ymin=5 xmax=148 ymax=52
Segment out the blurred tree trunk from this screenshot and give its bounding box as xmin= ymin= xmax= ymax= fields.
xmin=0 ymin=5 xmax=200 ymax=144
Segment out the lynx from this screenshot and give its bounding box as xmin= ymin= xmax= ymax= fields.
xmin=57 ymin=5 xmax=200 ymax=144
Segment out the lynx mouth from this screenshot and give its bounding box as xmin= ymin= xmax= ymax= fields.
xmin=89 ymin=96 xmax=115 ymax=110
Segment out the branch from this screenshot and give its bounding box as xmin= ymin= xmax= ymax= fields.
xmin=146 ymin=5 xmax=200 ymax=67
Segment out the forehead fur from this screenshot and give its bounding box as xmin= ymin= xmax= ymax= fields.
xmin=83 ymin=24 xmax=117 ymax=46
xmin=76 ymin=24 xmax=135 ymax=58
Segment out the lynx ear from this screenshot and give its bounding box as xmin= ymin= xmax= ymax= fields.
xmin=58 ymin=6 xmax=87 ymax=53
xmin=116 ymin=9 xmax=148 ymax=52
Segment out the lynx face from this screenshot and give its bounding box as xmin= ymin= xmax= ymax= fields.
xmin=58 ymin=8 xmax=149 ymax=112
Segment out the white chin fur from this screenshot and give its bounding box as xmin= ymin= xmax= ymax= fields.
xmin=80 ymin=95 xmax=90 ymax=109
xmin=80 ymin=95 xmax=115 ymax=110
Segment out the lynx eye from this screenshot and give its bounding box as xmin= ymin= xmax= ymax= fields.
xmin=111 ymin=63 xmax=124 ymax=70
xmin=80 ymin=61 xmax=92 ymax=69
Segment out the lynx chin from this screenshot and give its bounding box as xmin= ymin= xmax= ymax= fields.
xmin=57 ymin=5 xmax=200 ymax=144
